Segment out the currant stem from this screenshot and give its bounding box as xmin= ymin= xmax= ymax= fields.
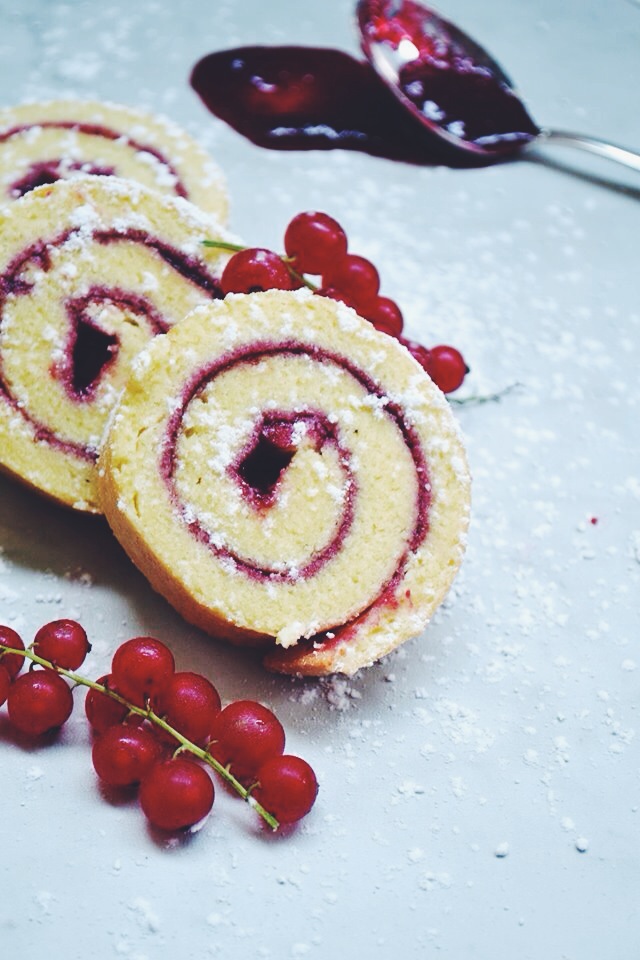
xmin=0 ymin=643 xmax=279 ymax=831
xmin=201 ymin=239 xmax=246 ymax=254
xmin=448 ymin=382 xmax=523 ymax=406
xmin=281 ymin=256 xmax=318 ymax=291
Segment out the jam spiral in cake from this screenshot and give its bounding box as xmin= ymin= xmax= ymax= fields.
xmin=99 ymin=290 xmax=470 ymax=676
xmin=0 ymin=99 xmax=228 ymax=221
xmin=0 ymin=175 xmax=231 ymax=511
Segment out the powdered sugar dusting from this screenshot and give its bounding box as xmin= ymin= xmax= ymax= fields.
xmin=0 ymin=0 xmax=638 ymax=957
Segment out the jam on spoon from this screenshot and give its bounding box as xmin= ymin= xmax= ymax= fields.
xmin=357 ymin=0 xmax=540 ymax=158
xmin=356 ymin=0 xmax=640 ymax=170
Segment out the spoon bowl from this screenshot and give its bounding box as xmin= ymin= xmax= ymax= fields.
xmin=357 ymin=0 xmax=640 ymax=171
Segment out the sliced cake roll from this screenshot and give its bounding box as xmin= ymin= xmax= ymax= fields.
xmin=99 ymin=289 xmax=471 ymax=676
xmin=0 ymin=175 xmax=231 ymax=512
xmin=0 ymin=99 xmax=228 ymax=222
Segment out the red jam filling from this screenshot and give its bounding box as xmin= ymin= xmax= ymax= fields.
xmin=67 ymin=308 xmax=119 ymax=398
xmin=9 ymin=160 xmax=116 ymax=199
xmin=236 ymin=431 xmax=296 ymax=500
xmin=0 ymin=229 xmax=222 ymax=461
xmin=60 ymin=287 xmax=169 ymax=401
xmin=161 ymin=341 xmax=430 ymax=605
xmin=231 ymin=411 xmax=340 ymax=508
xmin=0 ymin=121 xmax=189 ymax=200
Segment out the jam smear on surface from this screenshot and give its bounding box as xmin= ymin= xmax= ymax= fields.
xmin=191 ymin=46 xmax=456 ymax=165
xmin=191 ymin=43 xmax=539 ymax=166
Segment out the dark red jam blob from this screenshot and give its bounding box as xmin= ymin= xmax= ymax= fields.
xmin=191 ymin=46 xmax=463 ymax=165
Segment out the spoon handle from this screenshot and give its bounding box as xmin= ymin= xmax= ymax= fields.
xmin=537 ymin=128 xmax=640 ymax=173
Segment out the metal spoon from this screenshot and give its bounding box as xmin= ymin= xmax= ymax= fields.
xmin=357 ymin=0 xmax=640 ymax=171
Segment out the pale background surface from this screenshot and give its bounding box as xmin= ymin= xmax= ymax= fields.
xmin=0 ymin=1 xmax=639 ymax=958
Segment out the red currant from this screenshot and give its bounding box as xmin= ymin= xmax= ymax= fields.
xmin=253 ymin=755 xmax=319 ymax=825
xmin=323 ymin=254 xmax=380 ymax=312
xmin=153 ymin=671 xmax=222 ymax=747
xmin=92 ymin=724 xmax=162 ymax=787
xmin=140 ymin=757 xmax=215 ymax=830
xmin=401 ymin=337 xmax=469 ymax=393
xmin=220 ymin=247 xmax=293 ymax=295
xmin=85 ymin=674 xmax=129 ymax=733
xmin=208 ymin=700 xmax=285 ymax=784
xmin=284 ymin=211 xmax=348 ymax=275
xmin=316 ymin=285 xmax=358 ymax=310
xmin=111 ymin=637 xmax=175 ymax=707
xmin=0 ymin=625 xmax=25 ymax=678
xmin=365 ymin=295 xmax=404 ymax=336
xmin=425 ymin=344 xmax=469 ymax=394
xmin=7 ymin=669 xmax=73 ymax=735
xmin=0 ymin=663 xmax=10 ymax=707
xmin=33 ymin=619 xmax=90 ymax=670
xmin=399 ymin=336 xmax=432 ymax=371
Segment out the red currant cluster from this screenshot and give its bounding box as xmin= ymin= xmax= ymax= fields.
xmin=208 ymin=210 xmax=469 ymax=394
xmin=0 ymin=623 xmax=318 ymax=833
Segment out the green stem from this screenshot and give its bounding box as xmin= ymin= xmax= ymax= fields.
xmin=282 ymin=257 xmax=318 ymax=291
xmin=201 ymin=239 xmax=247 ymax=254
xmin=448 ymin=382 xmax=523 ymax=407
xmin=0 ymin=643 xmax=279 ymax=831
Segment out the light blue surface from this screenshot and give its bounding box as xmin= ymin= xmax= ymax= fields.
xmin=0 ymin=1 xmax=639 ymax=958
